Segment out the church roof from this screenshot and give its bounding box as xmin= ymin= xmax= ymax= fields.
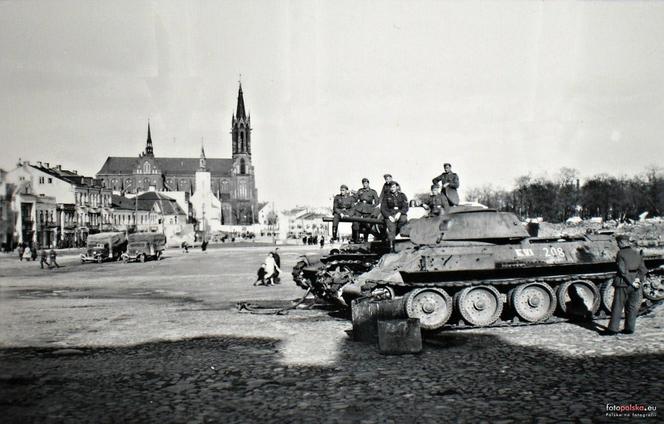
xmin=97 ymin=157 xmax=233 ymax=177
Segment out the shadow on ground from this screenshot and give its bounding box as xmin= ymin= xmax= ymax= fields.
xmin=0 ymin=332 xmax=661 ymax=423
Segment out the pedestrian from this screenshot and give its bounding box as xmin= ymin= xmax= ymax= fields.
xmin=302 ymin=236 xmax=307 ymax=245
xmin=272 ymin=248 xmax=281 ymax=284
xmin=381 ymin=181 xmax=409 ymax=252
xmin=432 ymin=162 xmax=460 ymax=206
xmin=422 ymin=184 xmax=449 ymax=216
xmin=23 ymin=245 xmax=32 ymax=262
xmin=603 ymin=235 xmax=648 ymax=335
xmin=18 ymin=244 xmax=25 ymax=261
xmin=201 ymin=240 xmax=208 ymax=252
xmin=181 ymin=241 xmax=189 ymax=253
xmin=264 ymin=252 xmax=281 ymax=286
xmin=49 ymin=248 xmax=61 ymax=268
xmin=254 ymin=264 xmax=267 ymax=286
xmin=40 ymin=247 xmax=49 ymax=269
xmin=320 ymin=237 xmax=325 ymax=248
xmin=332 ymin=184 xmax=356 ymax=242
xmin=30 ymin=245 xmax=38 ymax=261
xmin=353 ymin=178 xmax=380 ymax=242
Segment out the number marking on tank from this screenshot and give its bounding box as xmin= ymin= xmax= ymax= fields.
xmin=543 ymin=247 xmax=566 ymax=259
xmin=514 ymin=248 xmax=534 ymax=257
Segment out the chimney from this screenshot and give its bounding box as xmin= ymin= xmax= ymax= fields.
xmin=55 ymin=165 xmax=61 ymax=171
xmin=23 ymin=160 xmax=30 ymax=166
xmin=72 ymin=170 xmax=77 ymax=175
xmin=44 ymin=162 xmax=49 ymax=168
xmin=37 ymin=161 xmax=42 ymax=167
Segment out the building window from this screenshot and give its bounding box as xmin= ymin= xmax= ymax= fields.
xmin=143 ymin=162 xmax=151 ymax=173
xmin=39 ymin=177 xmax=45 ymax=184
xmin=240 ymin=159 xmax=246 ymax=175
xmin=48 ymin=178 xmax=52 ymax=183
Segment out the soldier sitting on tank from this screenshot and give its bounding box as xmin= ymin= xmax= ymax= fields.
xmin=422 ymin=184 xmax=449 ymax=216
xmin=332 ymin=185 xmax=356 ymax=242
xmin=353 ymin=178 xmax=380 ymax=243
xmin=432 ymin=162 xmax=460 ymax=206
xmin=379 ymin=174 xmax=393 ymax=204
xmin=381 ymin=181 xmax=409 ymax=251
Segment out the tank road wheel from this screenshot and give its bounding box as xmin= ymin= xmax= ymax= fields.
xmin=370 ymin=285 xmax=395 ymax=301
xmin=557 ymin=280 xmax=600 ymax=316
xmin=600 ymin=280 xmax=615 ymax=312
xmin=642 ymin=275 xmax=664 ymax=301
xmin=456 ymin=286 xmax=503 ymax=326
xmin=510 ymin=282 xmax=556 ymax=323
xmin=404 ymin=288 xmax=453 ymax=330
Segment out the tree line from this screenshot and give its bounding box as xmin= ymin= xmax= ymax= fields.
xmin=461 ymin=167 xmax=664 ymax=223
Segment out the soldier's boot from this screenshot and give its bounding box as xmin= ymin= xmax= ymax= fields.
xmin=332 ymin=227 xmax=338 ymax=242
xmin=363 ymin=231 xmax=370 ymax=243
xmin=351 ymin=229 xmax=359 ymax=244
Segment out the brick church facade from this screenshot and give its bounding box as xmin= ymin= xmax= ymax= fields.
xmin=96 ymin=84 xmax=257 ymax=225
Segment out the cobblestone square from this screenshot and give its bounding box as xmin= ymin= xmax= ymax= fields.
xmin=1 ymin=246 xmax=663 ymax=423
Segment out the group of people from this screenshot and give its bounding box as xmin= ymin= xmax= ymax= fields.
xmin=254 ymin=248 xmax=282 ymax=287
xmin=302 ymin=235 xmax=324 ymax=248
xmin=332 ymin=162 xmax=460 ymax=249
xmin=17 ymin=244 xmax=61 ymax=269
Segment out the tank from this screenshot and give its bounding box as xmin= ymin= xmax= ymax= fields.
xmin=293 ymin=206 xmax=664 ymax=329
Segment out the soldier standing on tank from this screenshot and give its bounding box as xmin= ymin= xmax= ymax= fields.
xmin=332 ymin=185 xmax=356 ymax=242
xmin=379 ymin=174 xmax=393 ymax=204
xmin=432 ymin=163 xmax=460 ymax=206
xmin=353 ymin=178 xmax=380 ymax=243
xmin=603 ymin=235 xmax=648 ymax=335
xmin=381 ymin=181 xmax=408 ymax=251
xmin=422 ymin=184 xmax=449 ymax=216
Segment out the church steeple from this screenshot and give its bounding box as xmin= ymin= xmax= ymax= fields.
xmin=232 ymin=82 xmax=251 ymax=157
xmin=145 ymin=120 xmax=154 ymax=156
xmin=199 ymin=141 xmax=207 ymax=171
xmin=235 ymin=83 xmax=246 ymax=120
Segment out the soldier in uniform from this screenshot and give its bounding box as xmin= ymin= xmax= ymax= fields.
xmin=422 ymin=184 xmax=449 ymax=216
xmin=353 ymin=178 xmax=380 ymax=242
xmin=381 ymin=181 xmax=408 ymax=251
xmin=332 ymin=185 xmax=356 ymax=242
xmin=432 ymin=163 xmax=460 ymax=206
xmin=379 ymin=174 xmax=393 ymax=204
xmin=603 ymin=235 xmax=648 ymax=335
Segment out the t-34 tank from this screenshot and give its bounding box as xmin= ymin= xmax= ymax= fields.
xmin=295 ymin=207 xmax=664 ymax=329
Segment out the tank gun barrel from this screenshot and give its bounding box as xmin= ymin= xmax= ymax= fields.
xmin=322 ymin=216 xmax=384 ymax=225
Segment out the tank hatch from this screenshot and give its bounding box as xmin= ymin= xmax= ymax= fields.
xmin=404 ymin=209 xmax=529 ymax=245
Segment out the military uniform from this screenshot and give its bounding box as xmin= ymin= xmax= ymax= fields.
xmin=432 ymin=172 xmax=460 ymax=206
xmin=379 ymin=182 xmax=392 ymax=204
xmin=381 ymin=191 xmax=408 ymax=243
xmin=425 ymin=192 xmax=449 ymax=216
xmin=608 ymin=238 xmax=648 ymax=334
xmin=332 ymin=191 xmax=356 ymax=241
xmin=353 ymin=186 xmax=380 ymax=242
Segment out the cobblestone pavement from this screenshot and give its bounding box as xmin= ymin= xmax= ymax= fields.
xmin=0 ymin=246 xmax=662 ymax=423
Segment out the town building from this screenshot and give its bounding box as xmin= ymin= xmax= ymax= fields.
xmin=3 ymin=161 xmax=113 ymax=247
xmin=96 ymin=83 xmax=258 ymax=225
xmin=111 ymin=191 xmax=188 ymax=240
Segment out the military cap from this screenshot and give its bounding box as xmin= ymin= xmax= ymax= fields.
xmin=616 ymin=234 xmax=630 ymax=243
xmin=340 ymin=184 xmax=348 ymax=190
xmin=389 ymin=181 xmax=400 ymax=187
xmin=431 ymin=184 xmax=439 ymax=190
xmin=362 ymin=178 xmax=369 ymax=183
xmin=383 ymin=174 xmax=392 ymax=179
xmin=443 ymin=162 xmax=451 ymax=167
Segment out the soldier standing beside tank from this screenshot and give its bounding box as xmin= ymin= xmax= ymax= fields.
xmin=603 ymin=235 xmax=648 ymax=335
xmin=353 ymin=178 xmax=380 ymax=243
xmin=332 ymin=185 xmax=356 ymax=242
xmin=422 ymin=184 xmax=449 ymax=216
xmin=381 ymin=181 xmax=408 ymax=251
xmin=432 ymin=163 xmax=460 ymax=206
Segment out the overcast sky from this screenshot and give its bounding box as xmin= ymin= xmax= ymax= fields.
xmin=1 ymin=0 xmax=663 ymax=208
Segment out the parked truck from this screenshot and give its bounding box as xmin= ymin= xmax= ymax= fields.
xmin=122 ymin=233 xmax=167 ymax=263
xmin=80 ymin=232 xmax=127 ymax=263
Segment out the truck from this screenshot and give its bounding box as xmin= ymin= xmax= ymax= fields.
xmin=122 ymin=233 xmax=167 ymax=263
xmin=80 ymin=232 xmax=127 ymax=263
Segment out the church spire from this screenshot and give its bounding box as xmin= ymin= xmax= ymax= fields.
xmin=235 ymin=82 xmax=246 ymax=119
xmin=199 ymin=139 xmax=207 ymax=171
xmin=145 ymin=120 xmax=154 ymax=156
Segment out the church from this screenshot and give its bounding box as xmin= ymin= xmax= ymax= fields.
xmin=96 ymin=84 xmax=258 ymax=225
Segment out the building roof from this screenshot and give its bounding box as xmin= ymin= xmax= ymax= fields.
xmin=28 ymin=164 xmax=103 ymax=188
xmin=97 ymin=157 xmax=233 ymax=177
xmin=136 ymin=191 xmax=186 ymax=216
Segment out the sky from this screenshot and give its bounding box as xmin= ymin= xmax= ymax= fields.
xmin=1 ymin=0 xmax=664 ymax=209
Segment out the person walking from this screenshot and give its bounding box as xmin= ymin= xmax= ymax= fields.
xmin=603 ymin=235 xmax=648 ymax=335
xmin=272 ymin=248 xmax=281 ymax=284
xmin=18 ymin=244 xmax=25 ymax=261
xmin=320 ymin=237 xmax=325 ymax=248
xmin=40 ymin=247 xmax=49 ymax=269
xmin=23 ymin=245 xmax=32 ymax=262
xmin=49 ymin=248 xmax=61 ymax=268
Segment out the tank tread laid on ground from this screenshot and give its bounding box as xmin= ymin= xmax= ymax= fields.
xmin=293 ymin=206 xmax=664 ymax=330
